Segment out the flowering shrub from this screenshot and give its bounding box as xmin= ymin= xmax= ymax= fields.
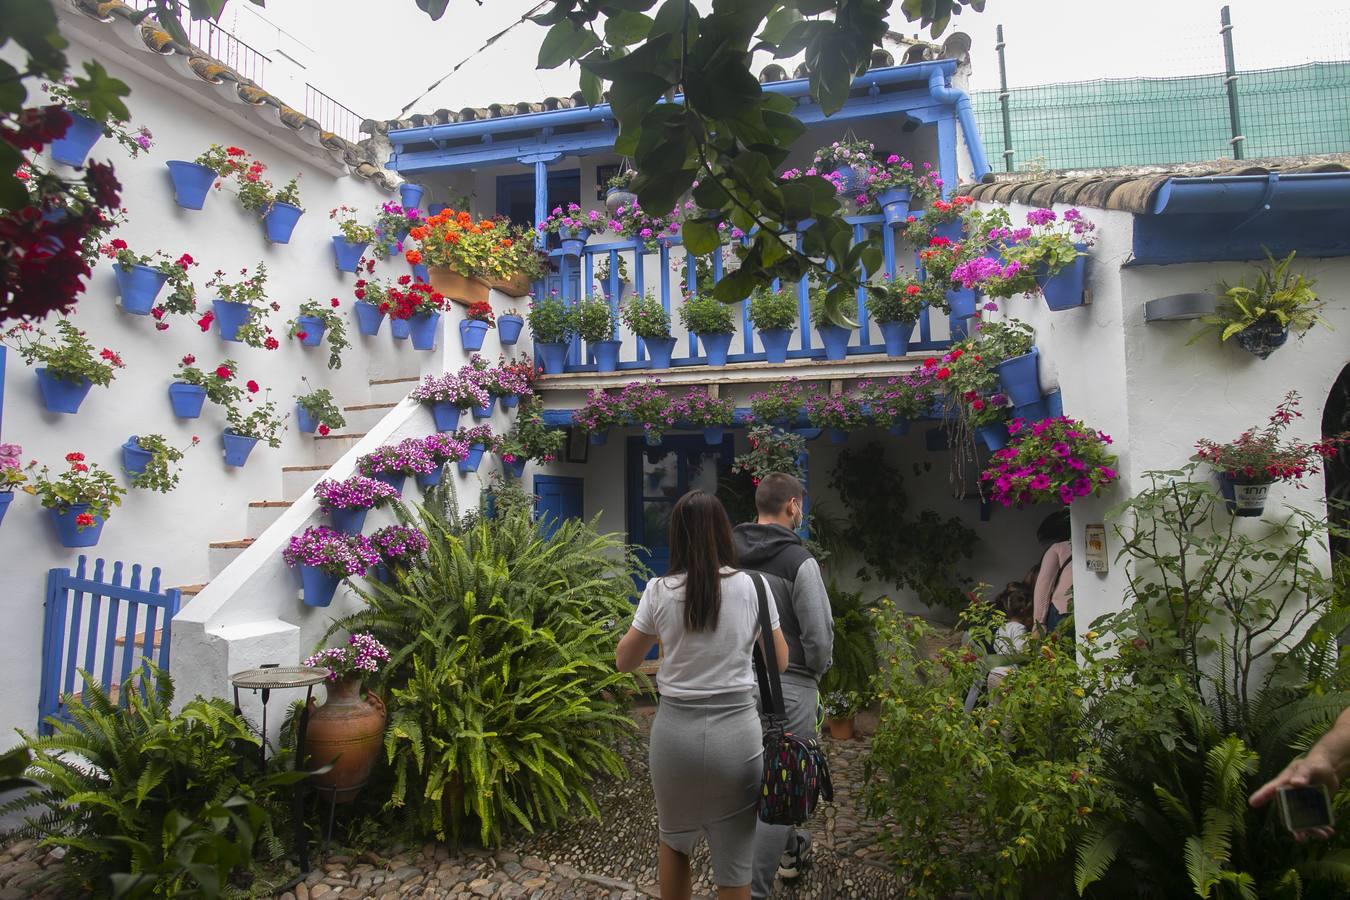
xmin=803 ymin=387 xmax=866 ymax=431
xmin=295 ymin=383 xmax=346 ymax=434
xmin=313 ymin=474 xmax=400 ymax=512
xmin=286 ymin=297 xmax=349 ymax=370
xmin=996 ymin=207 xmax=1096 ymax=281
xmin=361 ymin=275 xmax=445 ymax=321
xmin=194 ymin=144 xmax=251 ymax=178
xmin=410 ymin=372 xmax=489 ymax=409
xmin=916 ymin=235 xmax=978 ymax=298
xmin=574 ymin=388 xmax=625 ymax=436
xmin=370 ymin=526 xmax=429 ymax=565
xmin=865 ymin=273 xmax=930 ymax=324
xmin=864 ymin=154 xmax=941 ymax=207
xmin=456 ymin=424 xmax=496 ymax=449
xmin=573 ymin=296 xmax=614 ymax=344
xmin=283 ymin=526 xmax=380 ymax=578
xmin=496 ymin=401 xmax=564 ymax=464
xmin=98 ymin=240 xmax=197 ymax=325
xmin=983 ymin=416 xmax=1120 ymax=507
xmin=1193 ymin=391 xmax=1346 ymax=483
xmin=357 ymin=439 xmax=437 ymax=478
xmin=621 ymin=291 xmax=672 ymax=340
xmin=330 ymin=205 xmax=375 ymax=245
xmin=372 ymin=200 xmax=424 ymax=260
xmin=617 ymin=381 xmax=676 ymax=441
xmin=175 ymin=355 xmax=244 ymax=409
xmin=949 ymin=254 xmax=1034 ymax=299
xmin=900 ymin=195 xmax=975 ymax=245
xmin=749 ymin=380 xmax=809 ymax=425
xmin=464 ymin=300 xmax=495 ymax=326
xmin=673 ymin=387 xmax=735 ymax=428
xmin=0 ymin=444 xmax=27 ymax=493
xmin=733 ymin=425 xmax=804 ymax=483
xmin=527 ymin=292 xmax=573 ymax=344
xmin=3 ymin=319 xmax=124 ymax=386
xmin=304 ymin=633 xmax=391 ymax=683
xmin=44 ymin=78 xmax=153 ymax=157
xmin=678 ymin=293 xmax=736 ymax=335
xmin=206 ymin=264 xmax=276 ymax=349
xmin=24 ymin=452 xmax=126 ymax=525
xmin=126 ymin=433 xmax=197 ymax=493
xmin=537 ymin=202 xmax=603 ymax=236
xmin=422 ymin=433 xmax=471 ymax=465
xmin=226 ymin=395 xmax=284 ymax=448
xmin=406 ymin=209 xmax=539 ymax=281
xmin=496 ymin=354 xmax=537 ymax=399
xmin=856 ymin=371 xmax=936 ymax=426
xmin=747 ymin=285 xmax=798 ymax=330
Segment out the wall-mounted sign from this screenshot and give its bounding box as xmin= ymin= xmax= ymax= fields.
xmin=1084 ymin=523 xmax=1108 ymax=573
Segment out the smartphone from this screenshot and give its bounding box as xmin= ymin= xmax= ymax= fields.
xmin=1277 ymin=785 xmax=1334 ymax=832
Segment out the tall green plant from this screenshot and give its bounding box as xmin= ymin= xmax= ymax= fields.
xmin=819 ymin=585 xmax=878 ymax=697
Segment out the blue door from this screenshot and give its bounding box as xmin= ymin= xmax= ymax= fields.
xmin=626 ymin=434 xmax=735 ymax=579
xmin=533 ymin=475 xmax=583 ymax=539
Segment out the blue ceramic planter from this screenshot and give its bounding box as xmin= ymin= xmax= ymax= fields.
xmin=827 ymin=429 xmax=849 ymax=445
xmin=410 ymin=311 xmax=441 ymax=350
xmin=296 ymin=405 xmax=319 ymax=434
xmin=878 ymin=187 xmax=913 ymax=226
xmin=976 ymin=423 xmax=1011 ymax=451
xmin=460 ymin=319 xmax=490 ymax=351
xmin=390 ymin=317 xmax=411 ymax=340
xmin=399 ymin=183 xmax=425 ymax=209
xmin=36 ymin=368 xmax=92 ymax=414
xmin=889 ymin=421 xmax=911 ymax=437
xmin=949 ymin=314 xmax=971 ymax=341
xmin=121 ymin=437 xmax=152 ymax=477
xmin=590 ymin=431 xmax=609 ymax=446
xmin=1045 ymin=390 xmax=1064 ymax=419
xmin=50 ymin=504 xmax=104 ymax=548
xmin=934 ymin=218 xmax=965 ymax=242
xmin=354 ymin=302 xmax=384 ymax=336
xmin=558 ymin=225 xmax=592 ymax=257
xmin=792 ymin=427 xmax=823 ymax=442
xmin=643 ymin=337 xmax=677 ymax=369
xmin=503 ymin=457 xmax=527 ymax=479
xmin=262 ymin=202 xmax=304 ymax=243
xmin=758 ymin=328 xmax=792 ymax=363
xmin=947 ymin=288 xmax=977 ymax=319
xmin=1012 ymin=398 xmax=1049 ymax=424
xmin=295 ymin=315 xmax=326 ymax=347
xmin=877 ymin=319 xmax=916 ymax=357
xmin=538 ymin=341 xmax=569 ymax=374
xmin=165 ymin=160 xmax=217 ymax=210
xmin=213 ymin=299 xmax=251 ymax=342
xmin=299 ymin=565 xmax=340 ymax=608
xmin=472 ymin=396 xmax=497 ymax=420
xmin=703 ymin=427 xmax=725 ymax=446
xmin=430 ymin=402 xmax=462 ymax=433
xmin=592 ymin=339 xmax=621 ymax=373
xmin=0 ymin=492 xmax=11 ymax=528
xmin=169 ymin=383 xmax=206 ymax=418
xmin=332 ymin=236 xmax=368 ymax=273
xmin=498 ymin=314 xmax=524 ymax=345
xmin=995 ymin=348 xmax=1041 ymax=407
xmin=221 ymin=430 xmax=259 ymax=467
xmin=411 ymin=263 xmax=430 ymax=283
xmin=457 ymin=444 xmax=485 ymax=474
xmin=370 ymin=471 xmax=407 ymax=494
xmin=1219 ymin=473 xmax=1272 ymax=518
xmin=599 ymin=279 xmax=630 ymax=302
xmin=1038 ymin=244 xmax=1089 ymax=310
xmin=816 ymin=324 xmax=851 ymax=361
xmin=113 ymin=264 xmax=167 ymax=315
xmin=832 ymin=165 xmax=868 ymax=194
xmin=50 ymin=113 xmax=103 ymax=167
xmin=499 ymin=393 xmax=520 ymax=410
xmin=698 ymin=331 xmax=733 ymax=367
xmin=328 ymin=506 xmax=369 ymax=535
xmin=416 ymin=464 xmax=444 ymax=490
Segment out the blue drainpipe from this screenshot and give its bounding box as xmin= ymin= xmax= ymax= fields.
xmin=928 ymin=69 xmax=992 ymax=183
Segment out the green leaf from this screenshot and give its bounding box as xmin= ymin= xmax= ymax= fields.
xmin=758 ymin=6 xmax=802 ymax=47
xmin=578 ymin=66 xmax=603 ymax=107
xmin=604 ymin=11 xmax=653 ymax=46
xmin=538 ymin=21 xmax=600 ymax=70
xmin=69 ymin=60 xmax=131 ymax=124
xmin=681 ymin=219 xmax=721 ymax=256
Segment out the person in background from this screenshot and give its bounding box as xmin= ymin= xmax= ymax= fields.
xmin=616 ymin=490 xmax=789 ymax=900
xmin=731 ymin=473 xmax=833 ymax=898
xmin=1034 ymin=510 xmax=1073 ymax=631
xmin=986 ymin=582 xmax=1034 ymax=694
xmin=1251 ymin=707 xmax=1350 ymax=842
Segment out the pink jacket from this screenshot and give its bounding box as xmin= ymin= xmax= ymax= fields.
xmin=1034 ymin=541 xmax=1072 ymax=626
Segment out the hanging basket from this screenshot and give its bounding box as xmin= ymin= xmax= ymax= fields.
xmin=165 ymin=160 xmax=217 ymax=209
xmin=353 ymin=301 xmax=384 ymax=336
xmin=36 ymin=369 xmax=93 ymax=414
xmin=409 ymin=311 xmax=441 ymax=350
xmin=327 ymin=506 xmax=369 ymax=535
xmin=121 ymin=437 xmax=152 ymax=477
xmin=459 ymin=318 xmax=490 ymax=351
xmin=49 ymin=504 xmax=104 ymax=548
xmin=703 ymin=427 xmax=725 ymax=446
xmin=169 ymin=383 xmax=207 ymax=418
xmin=296 ymin=405 xmax=319 ymax=434
xmin=1037 ymin=244 xmax=1089 ymax=310
xmin=498 ymin=314 xmax=524 ymax=345
xmin=398 ymin=183 xmax=425 ymax=209
xmin=994 ymin=348 xmax=1041 ymax=408
xmin=1233 ymin=316 xmax=1290 ymax=359
xmin=389 ymin=317 xmax=411 ymax=340
xmin=262 ymin=202 xmax=304 ymax=244
xmin=878 ymin=187 xmax=913 ymax=226
xmin=430 ymin=402 xmax=462 ymax=433
xmin=212 ymin=299 xmax=251 ymax=342
xmin=295 ymin=316 xmax=326 ymax=347
xmin=50 ymin=113 xmax=104 ymax=167
xmin=332 ymin=237 xmax=368 ymax=273
xmin=221 ymin=430 xmax=259 ymax=467
xmin=457 ymin=444 xmax=486 ymax=474
xmin=298 ymin=565 xmax=340 ymax=608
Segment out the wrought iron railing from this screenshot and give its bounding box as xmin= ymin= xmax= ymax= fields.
xmin=304 ymin=83 xmax=365 ymax=144
xmin=125 ymin=0 xmax=271 ymax=85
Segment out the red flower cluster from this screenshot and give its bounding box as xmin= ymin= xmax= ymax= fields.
xmin=216 ymin=365 xmax=234 ymax=380
xmin=382 ymin=280 xmax=446 ymax=321
xmin=74 ymin=513 xmax=95 ymax=527
xmin=263 ymin=335 xmax=279 ymax=350
xmin=465 ymin=300 xmax=495 ymax=325
xmin=246 ymin=380 xmax=259 ymax=393
xmin=197 ymin=311 xmax=215 ymax=332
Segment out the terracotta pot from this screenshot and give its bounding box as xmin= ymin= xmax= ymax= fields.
xmin=304 ymin=675 xmax=387 ymax=803
xmin=826 ymin=716 xmax=855 ymax=740
xmin=427 ymin=267 xmax=490 ymax=307
xmin=481 ymin=273 xmax=532 ymax=297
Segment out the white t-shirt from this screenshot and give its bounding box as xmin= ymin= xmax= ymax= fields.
xmin=632 ymin=568 xmax=779 ymax=700
xmin=994 ymin=621 xmax=1029 ymax=655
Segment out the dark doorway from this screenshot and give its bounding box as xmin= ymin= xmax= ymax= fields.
xmin=495 ymin=169 xmax=581 ymax=228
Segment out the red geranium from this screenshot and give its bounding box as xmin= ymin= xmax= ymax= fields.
xmin=65 ymin=452 xmax=84 ymax=463
xmin=246 ymin=380 xmax=259 ymax=393
xmin=216 ymin=365 xmax=233 ymax=380
xmin=75 ymin=513 xmax=95 ymax=527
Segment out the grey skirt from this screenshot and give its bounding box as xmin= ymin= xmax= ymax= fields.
xmin=648 ymin=691 xmax=763 ymax=888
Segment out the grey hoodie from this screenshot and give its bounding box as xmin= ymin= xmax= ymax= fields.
xmin=733 ymin=523 xmax=833 ymax=682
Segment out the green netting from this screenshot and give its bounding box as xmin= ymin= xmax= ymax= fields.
xmin=972 ymin=60 xmax=1350 ymax=172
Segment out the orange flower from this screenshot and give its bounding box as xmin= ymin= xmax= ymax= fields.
xmin=409 ymin=227 xmax=427 ymax=241
xmin=446 ymin=232 xmax=460 ymax=244
xmin=501 ymin=238 xmax=514 ymax=248
xmin=405 ymin=249 xmax=423 ymax=264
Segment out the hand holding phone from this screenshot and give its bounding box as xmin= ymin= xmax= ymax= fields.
xmin=1277 ymin=785 xmax=1334 ymax=839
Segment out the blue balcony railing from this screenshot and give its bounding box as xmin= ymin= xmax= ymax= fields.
xmin=545 ymin=213 xmax=957 ymax=374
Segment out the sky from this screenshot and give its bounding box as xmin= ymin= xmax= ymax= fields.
xmin=215 ymin=0 xmax=1350 ymax=124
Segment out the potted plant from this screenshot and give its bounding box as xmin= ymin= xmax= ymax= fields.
xmin=301 ymin=633 xmax=390 ymax=802
xmin=901 ymin=195 xmax=975 ymax=245
xmin=575 ymin=296 xmax=620 ymax=372
xmin=405 ymin=209 xmax=539 ymax=302
xmin=865 ymin=155 xmax=941 ymax=225
xmin=350 ymin=278 xmax=386 ymax=337
xmin=1189 ymin=251 xmax=1328 ymax=359
xmin=604 ymin=167 xmax=637 ymax=210
xmin=823 ymin=690 xmax=861 ymax=740
xmin=1193 ymin=391 xmax=1346 ymax=517
xmin=44 ymin=77 xmax=154 ymax=166
xmin=372 ymin=199 xmax=423 ymax=261
xmin=977 ymin=319 xmax=1040 ymax=407
xmin=0 ymin=444 xmax=27 ymax=528
xmin=222 ymin=395 xmax=283 ymax=468
xmin=983 ymin=416 xmax=1120 ymax=508
xmin=287 ymin=297 xmax=350 ymax=369
xmin=809 ymin=285 xmax=855 ymax=361
xmin=498 ymin=306 xmax=525 ymax=346
xmin=295 ymin=384 xmax=347 ymax=436
xmin=621 ymin=291 xmax=676 ymax=369
xmin=170 ymin=355 xmax=243 ymax=419
xmin=965 ymin=391 xmax=1014 ymax=451
xmin=537 ymin=202 xmax=603 ymax=256
xmin=748 ymin=285 xmax=798 ymax=363
xmin=616 ymin=381 xmax=675 ymax=446
xmin=495 ymin=354 xmax=537 ymax=409
xmin=606 ymin=196 xmax=683 ymax=251
xmin=421 ymin=432 xmax=471 ymax=487
xmin=992 ymin=208 xmax=1097 ymax=310
xmin=866 ymin=274 xmax=929 ymax=357
xmin=749 ymin=380 xmax=807 ymax=428
xmin=330 ymin=206 xmax=375 ymax=273
xmin=403 ymin=281 xmax=447 ymax=351
xmin=732 ymin=425 xmax=806 ymax=483
xmin=206 ymin=264 xmax=274 ymax=347
xmin=122 ymin=433 xmax=197 ymax=492
xmin=454 ymin=424 xmax=495 ymax=474
xmin=595 ymin=254 xmax=630 ymax=302
xmin=676 ymin=387 xmax=735 ymax=446
xmin=410 ymin=372 xmax=489 ymax=433
xmin=2 ymin=319 xmax=124 ymax=414
xmin=283 ymin=526 xmax=379 ymax=608
xmin=804 ymin=387 xmax=867 ymax=445
xmin=812 ymin=137 xmax=875 ymax=195
xmin=97 ymin=240 xmax=196 ymax=318
xmin=575 ymin=388 xmax=624 ymax=445
xmin=919 ymin=236 xmax=988 ymax=325
xmin=313 ymin=474 xmax=401 ymax=535
xmin=370 ymin=525 xmax=429 ymax=579
xmin=528 ymin=292 xmax=574 ymax=375
xmin=357 ymin=439 xmax=437 ymax=493
xmin=166 ymin=144 xmax=249 ymax=210
xmin=25 ymin=452 xmax=126 ymax=547
xmin=460 ymin=300 xmax=496 ymax=352
xmin=679 ymin=293 xmax=737 ymax=366
xmin=857 ymin=372 xmax=935 ymax=436
xmin=239 ymin=170 xmax=304 ymax=244
xmin=496 ymin=401 xmax=564 ymax=477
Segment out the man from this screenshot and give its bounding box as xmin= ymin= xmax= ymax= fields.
xmin=732 ymin=472 xmax=833 ymax=898
xmin=1251 ymin=707 xmax=1350 ymax=842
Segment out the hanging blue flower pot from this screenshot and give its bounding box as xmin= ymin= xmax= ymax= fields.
xmin=758 ymin=328 xmax=792 ymax=364
xmin=878 ymin=187 xmax=913 ymax=226
xmin=888 ymin=420 xmax=911 ymax=437
xmin=121 ymin=437 xmax=152 ymax=477
xmin=169 ymin=382 xmax=206 ymax=418
xmin=558 ymin=225 xmax=592 ymax=256
xmin=1038 ymin=244 xmax=1089 ymax=310
xmin=1012 ymin=398 xmax=1049 ymax=424
xmin=327 ymin=506 xmax=369 ymax=535
xmin=295 ymin=315 xmax=326 ymax=347
xmin=995 ymin=348 xmax=1041 ymax=408
xmin=113 ymin=264 xmax=167 ymax=315
xmin=0 ymin=492 xmax=12 ymax=528
xmin=827 ymin=428 xmax=849 ymax=445
xmin=1045 ymin=390 xmax=1064 ymax=419
xmin=703 ymin=427 xmax=725 ymax=446
xmin=503 ymin=456 xmax=527 ymax=478
xmin=165 ymin=160 xmax=218 ymax=210
xmin=389 ymin=317 xmax=411 ymax=340
xmin=460 ymin=318 xmax=490 ymax=351
xmin=698 ymin=331 xmax=733 ymax=367
xmin=589 ymin=431 xmax=609 ymax=446
xmin=592 ymin=339 xmax=622 ymax=373
xmin=976 ymin=423 xmax=1011 ymax=451
xmin=947 ymin=288 xmax=977 ymax=319
xmin=332 ymin=236 xmax=368 ymax=273
xmin=221 ymin=430 xmax=259 ymax=467
xmin=949 ymin=314 xmax=971 ymax=341
xmin=50 ymin=112 xmax=104 ymax=167
xmin=499 ymin=393 xmax=520 ymax=410
xmin=498 ymin=314 xmax=524 ymax=345
xmin=416 ymin=464 xmax=444 ymax=490
xmin=792 ymin=427 xmax=823 ymax=442
xmin=457 ymin=444 xmax=486 ymax=474
xmin=411 ymin=263 xmax=430 ymax=283
xmin=1218 ymin=473 xmax=1272 ymax=518
xmin=296 ymin=405 xmax=319 ymax=434
xmin=472 ymin=396 xmax=497 ymax=420
xmin=935 ymin=219 xmax=965 ymax=242
xmin=645 ymin=432 xmax=663 ymax=448
xmin=832 ymin=165 xmax=865 ymax=194
xmin=299 ymin=565 xmax=340 ymax=608
xmin=399 ymin=183 xmax=425 ymax=209
xmin=353 ymin=302 xmax=384 ymax=336
xmin=643 ymin=336 xmax=677 ymax=369
xmin=213 ymin=299 xmax=252 ymax=342
xmin=410 ymin=311 xmax=441 ymax=350
xmin=877 ymin=319 xmax=916 ymax=357
xmin=369 ymin=471 xmax=407 ymax=495
xmin=36 ymin=368 xmax=93 ymax=414
xmin=816 ymin=324 xmax=851 ymax=361
xmin=49 ymin=504 xmax=104 ymax=548
xmin=430 ymin=402 xmax=461 ymax=433
xmin=599 ymin=279 xmax=630 ymax=303
xmin=537 ymin=341 xmax=569 ymax=374
xmin=262 ymin=202 xmax=304 ymax=244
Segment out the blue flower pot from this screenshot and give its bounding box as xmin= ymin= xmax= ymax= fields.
xmin=1012 ymin=398 xmax=1049 ymax=424
xmin=976 ymin=423 xmax=1011 ymax=451
xmin=827 ymin=428 xmax=849 ymax=445
xmin=370 ymin=471 xmax=407 ymax=494
xmin=328 ymin=506 xmax=369 ymax=535
xmin=816 ymin=324 xmax=851 ymax=361
xmin=643 ymin=336 xmax=677 ymax=369
xmin=498 ymin=314 xmax=524 ymax=345
xmin=703 ymin=427 xmax=725 ymax=446
xmin=411 ymin=263 xmax=429 ymax=283
xmin=878 ymin=187 xmax=913 ymax=226
xmin=589 ymin=431 xmax=609 ymax=446
xmin=354 ymin=301 xmax=384 ymax=336
xmin=121 ymin=437 xmax=152 ymax=477
xmin=262 ymin=202 xmax=304 ymax=243
xmin=935 ymin=219 xmax=965 ymax=242
xmin=296 ymin=405 xmax=319 ymax=434
xmin=878 ymin=319 xmax=916 ymax=357
xmin=946 ymin=288 xmax=977 ymax=319
xmin=645 ymin=432 xmax=663 ymax=448
xmin=113 ymin=264 xmax=167 ymax=315
xmin=169 ymin=382 xmax=206 ymax=418
xmin=222 ymin=430 xmax=259 ymax=467
xmin=499 ymin=393 xmax=520 ymax=410
xmin=995 ymin=348 xmax=1041 ymax=408
xmin=399 ymin=183 xmax=425 ymax=209
xmin=49 ymin=504 xmax=104 ymax=548
xmin=430 ymin=402 xmax=462 ymax=433
xmin=538 ymin=341 xmax=569 ymax=374
xmin=758 ymin=328 xmax=792 ymax=363
xmin=503 ymin=457 xmax=527 ymax=478
xmin=390 ymin=317 xmax=411 ymax=340
xmin=698 ymin=331 xmax=734 ymax=367
xmin=295 ymin=315 xmax=326 ymax=347
xmin=460 ymin=319 xmax=490 ymax=351
xmin=472 ymin=396 xmax=497 ymax=420
xmin=889 ymin=421 xmax=911 ymax=437
xmin=410 ymin=311 xmax=441 ymax=350
xmin=50 ymin=112 xmax=103 ymax=167
xmin=1038 ymin=244 xmax=1089 ymax=310
xmin=458 ymin=444 xmax=485 ymax=474
xmin=599 ymin=279 xmax=630 ymax=302
xmin=592 ymin=339 xmax=621 ymax=373
xmin=332 ymin=236 xmax=368 ymax=273
xmin=368 ymin=563 xmax=391 ymax=584
xmin=1218 ymin=473 xmax=1272 ymax=518
xmin=792 ymin=427 xmax=823 ymax=442
xmin=832 ymin=165 xmax=865 ymax=194
xmin=166 ymin=160 xmax=218 ymax=210
xmin=558 ymin=225 xmax=592 ymax=257
xmin=299 ymin=565 xmax=340 ymax=608
xmin=1045 ymin=390 xmax=1064 ymax=419
xmin=36 ymin=368 xmax=92 ymax=414
xmin=949 ymin=314 xmax=971 ymax=341
xmin=416 ymin=464 xmax=444 ymax=490
xmin=0 ymin=493 xmax=12 ymax=528
xmin=213 ymin=298 xmax=252 ymax=342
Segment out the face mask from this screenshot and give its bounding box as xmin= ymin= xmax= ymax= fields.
xmin=790 ymin=500 xmax=803 ymax=530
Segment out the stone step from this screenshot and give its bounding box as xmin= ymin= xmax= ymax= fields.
xmin=312 ymin=431 xmax=368 ymax=467
xmin=208 ymin=538 xmax=254 ymax=580
xmin=282 ymin=464 xmax=330 ymax=502
xmin=342 ymin=401 xmax=399 ymax=432
xmin=369 ymin=376 xmax=418 ymax=405
xmin=247 ymin=500 xmax=292 ymax=533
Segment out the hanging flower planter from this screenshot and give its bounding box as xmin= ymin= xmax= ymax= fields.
xmin=49 ymin=504 xmax=104 ymax=548
xmin=299 ymin=565 xmax=340 ymax=607
xmin=1218 ymin=473 xmax=1272 ymax=517
xmin=471 ymin=396 xmax=496 ymax=420
xmin=977 ymin=423 xmax=1011 ymax=452
xmin=697 ymin=331 xmax=733 ymax=367
xmin=294 ymin=315 xmax=326 ymax=347
xmin=327 ymin=506 xmax=369 ymax=535
xmin=0 ymin=493 xmax=11 ymax=528
xmin=1038 ymin=244 xmax=1089 ymax=310
xmin=703 ymin=427 xmax=725 ymax=446
xmin=416 ymin=464 xmax=444 ymax=490
xmin=644 ymin=432 xmax=663 ymax=448
xmin=827 ymin=429 xmax=849 ymax=445
xmin=36 ymin=369 xmax=93 ymax=414
xmin=758 ymin=328 xmax=792 ymax=364
xmin=168 ymin=382 xmax=207 ymax=418
xmin=934 ymin=218 xmax=965 ymax=242
xmin=367 ymin=472 xmax=405 ymax=494
xmin=113 ymin=264 xmax=168 ymax=316
xmin=165 ymin=160 xmax=217 ymax=209
xmin=878 ymin=187 xmax=913 ymax=226
xmin=792 ymin=427 xmax=823 ymax=442
xmin=503 ymin=456 xmax=527 ymax=479
xmin=889 ymin=421 xmax=911 ymax=437
xmin=1045 ymin=390 xmax=1064 ymax=419
xmin=1013 ymin=398 xmax=1050 ymax=424
xmin=459 ymin=319 xmax=490 ymax=351
xmin=589 ymin=431 xmax=609 ymax=446
xmin=498 ymin=314 xmax=524 ymax=345
xmin=877 ymin=320 xmax=916 ymax=357
xmin=121 ymin=437 xmax=152 ymax=477
xmin=599 ymin=279 xmax=630 ymax=303
xmin=643 ymin=337 xmax=677 ymax=369
xmin=353 ymin=301 xmax=384 ymax=336
xmin=947 ymin=288 xmax=977 ymax=319
xmin=499 ymin=393 xmax=520 ymax=410
xmin=592 ymin=340 xmax=622 ymax=373
xmin=430 ymin=402 xmax=462 ymax=433
xmin=606 ymin=187 xmax=637 ymax=211
xmin=537 ymin=341 xmax=568 ymax=374
xmin=457 ymin=443 xmax=486 ymax=474
xmin=221 ymin=430 xmax=259 ymax=468
xmin=815 ymin=324 xmax=851 ymax=361
xmin=389 ymin=317 xmax=411 ymax=340
xmin=295 ymin=405 xmax=319 ymax=434
xmin=411 ymin=262 xmax=430 ymax=283
xmin=832 ymin=165 xmax=865 ymax=194
xmin=332 ymin=236 xmax=368 ymax=273
xmin=398 ymin=182 xmax=425 ymax=209
xmin=262 ymin=202 xmax=305 ymax=244
xmin=49 ymin=112 xmax=104 ymax=167
xmin=995 ymin=347 xmax=1041 ymax=408
xmin=1234 ymin=316 xmax=1290 ymax=359
xmin=558 ymin=225 xmax=592 ymax=257
xmin=409 ymin=311 xmax=441 ymax=350
xmin=212 ymin=299 xmax=252 ymax=342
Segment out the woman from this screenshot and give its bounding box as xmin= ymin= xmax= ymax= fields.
xmin=616 ymin=490 xmax=789 ymax=900
xmin=1033 ymin=509 xmax=1073 ymax=631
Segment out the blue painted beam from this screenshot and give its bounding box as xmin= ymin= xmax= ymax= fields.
xmin=390 ymin=129 xmax=620 ymax=172
xmin=541 ymin=402 xmax=956 ymax=429
xmin=1130 ymin=209 xmax=1350 ymax=265
xmin=1151 ymin=172 xmax=1350 ymax=215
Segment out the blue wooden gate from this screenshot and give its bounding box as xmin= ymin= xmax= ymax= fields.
xmin=39 ymin=557 xmax=182 ymax=733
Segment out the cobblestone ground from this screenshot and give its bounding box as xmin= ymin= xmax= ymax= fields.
xmin=0 ymin=707 xmax=899 ymax=899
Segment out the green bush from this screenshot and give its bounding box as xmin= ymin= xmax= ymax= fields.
xmin=819 ymin=586 xmax=878 ymax=697
xmin=572 ymin=296 xmax=614 ymax=344
xmin=527 ymin=293 xmax=573 ymax=344
xmin=678 ymin=293 xmax=736 ymax=335
xmin=747 ymin=285 xmax=798 ymax=330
